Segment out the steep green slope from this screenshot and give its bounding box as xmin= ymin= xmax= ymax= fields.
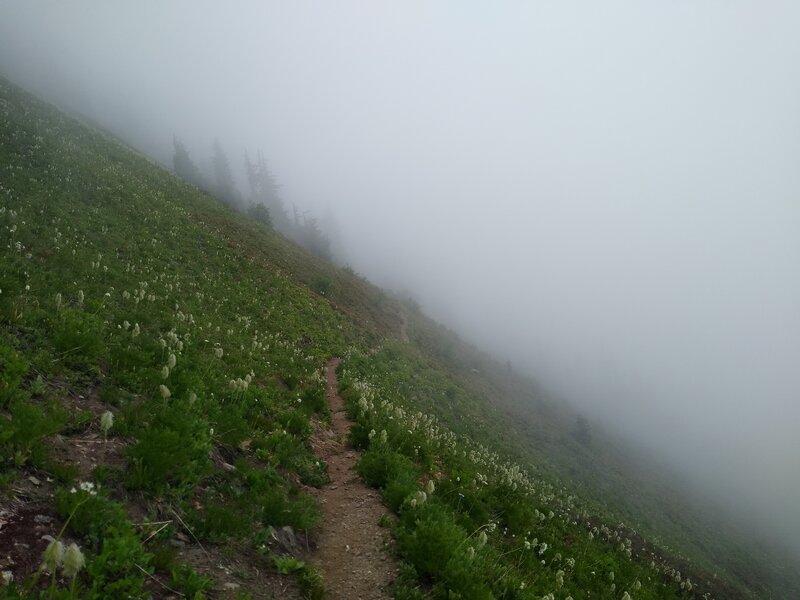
xmin=0 ymin=76 xmax=789 ymax=599
xmin=0 ymin=76 xmax=363 ymax=598
xmin=395 ymin=309 xmax=800 ymax=599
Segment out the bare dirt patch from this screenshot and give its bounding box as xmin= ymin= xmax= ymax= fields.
xmin=309 ymin=358 xmax=397 ymax=600
xmin=0 ymin=458 xmax=67 ymax=586
xmin=169 ymin=544 xmax=303 ymax=600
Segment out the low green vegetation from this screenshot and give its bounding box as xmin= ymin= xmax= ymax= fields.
xmin=0 ymin=76 xmax=349 ymax=598
xmin=0 ymin=75 xmax=794 ymax=599
xmin=340 ymin=352 xmax=706 ymax=600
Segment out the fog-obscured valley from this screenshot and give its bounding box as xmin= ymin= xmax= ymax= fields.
xmin=1 ymin=0 xmax=798 ymax=587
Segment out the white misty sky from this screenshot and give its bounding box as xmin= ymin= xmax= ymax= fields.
xmin=0 ymin=1 xmax=799 ymax=551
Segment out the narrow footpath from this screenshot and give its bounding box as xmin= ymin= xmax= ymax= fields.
xmin=310 ymin=358 xmax=397 ymax=600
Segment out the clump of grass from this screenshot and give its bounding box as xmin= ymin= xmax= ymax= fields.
xmin=53 ymin=486 xmax=153 ymax=598
xmin=272 ymin=555 xmax=324 ymax=600
xmin=125 ymin=399 xmax=212 ymax=494
xmin=0 ymin=342 xmax=28 ymax=408
xmin=0 ymin=400 xmax=65 ymax=470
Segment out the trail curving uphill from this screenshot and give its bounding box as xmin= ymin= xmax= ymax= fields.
xmin=310 ymin=358 xmax=397 ymax=599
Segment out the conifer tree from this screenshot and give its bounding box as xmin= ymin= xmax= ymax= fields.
xmin=211 ymin=139 xmax=240 ymax=207
xmin=244 ymin=150 xmax=289 ymax=231
xmin=172 ymin=135 xmax=204 ymax=188
xmin=294 ymin=213 xmax=333 ymax=262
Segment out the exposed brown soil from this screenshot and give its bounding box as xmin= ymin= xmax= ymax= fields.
xmin=167 ymin=544 xmax=303 ymax=600
xmin=0 ymin=500 xmax=63 ymax=585
xmin=1 ymin=364 xmax=398 ymax=599
xmin=309 ymin=358 xmax=397 ymax=600
xmin=0 ymin=383 xmax=111 ymax=589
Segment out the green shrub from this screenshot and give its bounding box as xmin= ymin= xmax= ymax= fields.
xmin=189 ymin=498 xmax=249 ymax=542
xmin=55 ymin=486 xmax=129 ymax=545
xmin=260 ymin=484 xmax=318 ymax=530
xmin=277 ymin=408 xmax=311 ymax=436
xmin=396 ymin=504 xmax=467 ymax=579
xmin=311 ymin=275 xmax=332 ymax=296
xmin=52 ymin=308 xmax=104 ymax=369
xmin=397 ymin=504 xmax=495 ymax=600
xmin=84 ymin=525 xmax=152 ymax=599
xmin=170 ymin=563 xmax=213 ymax=598
xmin=0 ymin=400 xmax=65 ymax=469
xmin=298 ymin=385 xmax=326 ymax=414
xmin=0 ymin=343 xmax=28 ymax=407
xmin=54 ymin=487 xmax=152 ymax=599
xmin=272 ymin=556 xmax=324 ymax=600
xmin=357 ymin=447 xmax=418 ymax=490
xmin=126 ymin=400 xmax=211 ymax=493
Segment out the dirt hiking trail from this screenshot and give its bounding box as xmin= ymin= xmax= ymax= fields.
xmin=310 ymin=358 xmax=397 ymax=600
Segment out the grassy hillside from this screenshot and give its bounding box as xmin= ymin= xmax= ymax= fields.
xmin=397 ymin=308 xmax=800 ymax=599
xmin=0 ymin=76 xmax=793 ymax=599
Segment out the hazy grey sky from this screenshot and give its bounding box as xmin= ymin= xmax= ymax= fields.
xmin=1 ymin=1 xmax=798 ymax=551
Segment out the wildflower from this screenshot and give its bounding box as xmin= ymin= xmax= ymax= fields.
xmin=159 ymin=384 xmax=171 ymax=399
xmin=77 ymin=290 xmax=84 ymax=305
xmin=122 ymin=320 xmax=130 ymax=330
xmin=556 ymin=570 xmax=565 ymax=589
xmin=54 ymin=292 xmax=62 ymax=308
xmin=214 ymin=347 xmax=223 ymax=358
xmin=425 ymin=479 xmax=435 ymax=495
xmin=478 ymin=531 xmax=488 ymax=548
xmin=161 ymin=366 xmax=170 ymax=379
xmin=79 ymin=481 xmax=97 ymax=495
xmin=380 ymin=429 xmax=388 ymax=444
xmin=538 ymin=542 xmax=548 ymax=555
xmin=62 ymin=543 xmax=85 ymax=578
xmin=167 ymin=353 xmax=176 ymax=369
xmin=466 ymin=546 xmax=475 ymax=559
xmin=368 ymin=429 xmax=376 ymax=441
xmin=42 ymin=539 xmax=65 ymax=573
xmin=132 ymin=323 xmax=140 ymax=337
xmin=100 ymin=411 xmax=114 ymax=437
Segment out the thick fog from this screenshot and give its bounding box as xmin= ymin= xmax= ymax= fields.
xmin=1 ymin=2 xmax=799 ymax=554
